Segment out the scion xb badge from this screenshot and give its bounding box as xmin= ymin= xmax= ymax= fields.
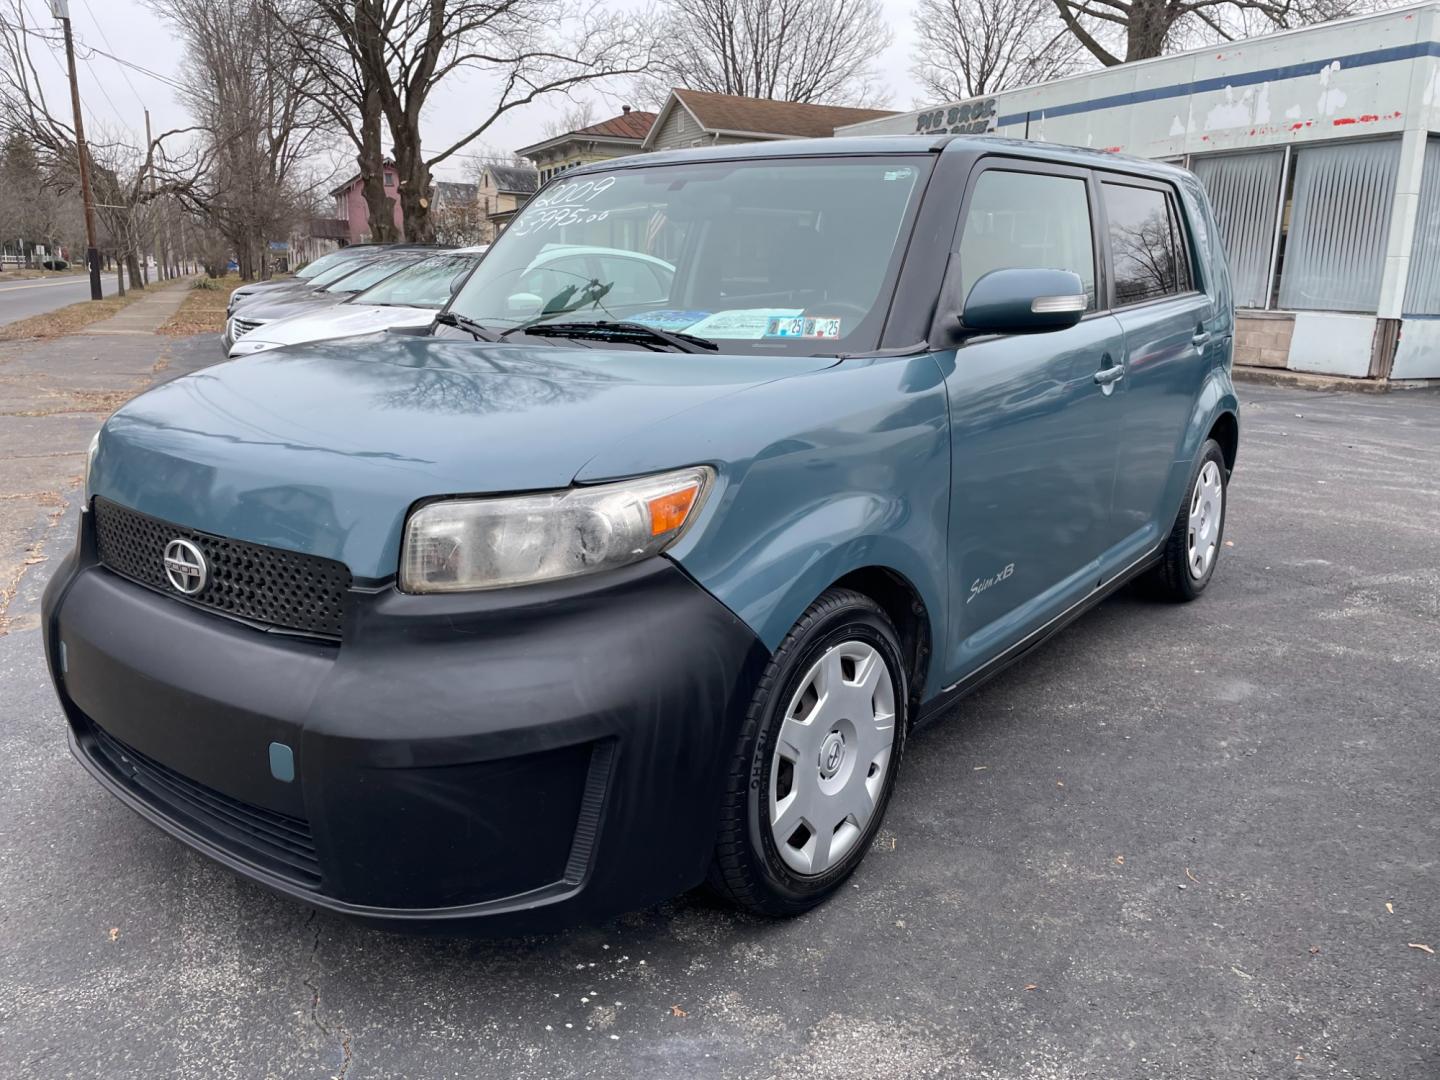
xmin=163 ymin=538 xmax=208 ymax=595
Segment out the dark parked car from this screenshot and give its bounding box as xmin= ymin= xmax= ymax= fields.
xmin=44 ymin=136 xmax=1237 ymax=932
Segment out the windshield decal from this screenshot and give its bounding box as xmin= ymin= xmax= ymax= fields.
xmin=687 ymin=309 xmax=804 ymax=340
xmin=512 ymin=176 xmax=621 ymax=237
xmin=629 ymin=310 xmax=712 ymax=331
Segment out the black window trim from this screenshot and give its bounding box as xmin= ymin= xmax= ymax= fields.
xmin=1094 ymin=171 xmax=1206 ymax=312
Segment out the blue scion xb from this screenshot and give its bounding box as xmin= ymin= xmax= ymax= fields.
xmin=43 ymin=136 xmax=1238 ymax=932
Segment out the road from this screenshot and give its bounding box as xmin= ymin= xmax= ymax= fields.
xmin=0 ymin=275 xmax=109 ymax=327
xmin=0 ymin=362 xmax=1437 ymax=1079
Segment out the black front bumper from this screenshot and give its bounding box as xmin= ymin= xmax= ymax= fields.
xmin=42 ymin=512 xmax=768 ymax=932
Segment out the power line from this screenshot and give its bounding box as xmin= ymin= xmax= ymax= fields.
xmin=10 ymin=1 xmax=106 ymax=135
xmin=76 ymin=41 xmax=186 ymax=94
xmin=79 ymin=0 xmax=147 ymax=111
xmin=1 ymin=9 xmax=186 ymax=95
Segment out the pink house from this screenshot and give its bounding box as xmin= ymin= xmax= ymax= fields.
xmin=330 ymin=161 xmax=405 ymax=244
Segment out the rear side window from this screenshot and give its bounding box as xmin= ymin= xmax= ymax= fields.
xmin=1102 ymin=182 xmax=1194 ymax=305
xmin=959 ymin=171 xmax=1097 ymax=309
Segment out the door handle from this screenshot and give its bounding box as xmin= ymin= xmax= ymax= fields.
xmin=1192 ymin=330 xmax=1211 ymax=347
xmin=1093 ymin=364 xmax=1125 ymax=386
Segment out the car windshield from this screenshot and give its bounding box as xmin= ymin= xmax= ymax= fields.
xmin=447 ymin=156 xmax=931 ymax=353
xmin=308 ymin=258 xmax=380 ymax=288
xmin=296 ymin=249 xmax=367 ymax=281
xmin=354 ymin=254 xmax=482 ymax=308
xmin=320 ymin=255 xmax=421 ymax=295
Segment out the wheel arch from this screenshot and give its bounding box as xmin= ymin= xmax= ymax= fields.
xmin=1207 ymin=409 xmax=1239 ymax=475
xmin=828 ymin=565 xmax=933 ymax=718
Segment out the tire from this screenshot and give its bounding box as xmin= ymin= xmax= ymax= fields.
xmin=708 ymin=588 xmax=908 ymax=916
xmin=1146 ymin=437 xmax=1228 ymax=602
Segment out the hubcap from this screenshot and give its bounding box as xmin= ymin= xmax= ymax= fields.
xmin=1187 ymin=460 xmax=1224 ymax=580
xmin=768 ymin=641 xmax=897 ymax=877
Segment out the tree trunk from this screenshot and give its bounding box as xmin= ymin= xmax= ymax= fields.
xmin=359 ymin=88 xmax=397 ymax=242
xmin=392 ymin=134 xmax=434 ymax=243
xmin=126 ymin=248 xmax=145 ymax=291
xmin=114 ymin=256 xmax=126 ymax=297
xmin=1124 ymin=0 xmax=1173 ymax=62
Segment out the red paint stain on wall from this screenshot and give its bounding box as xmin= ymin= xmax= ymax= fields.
xmin=1333 ymin=117 xmax=1358 ymax=126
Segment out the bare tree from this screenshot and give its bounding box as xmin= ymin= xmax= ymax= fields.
xmin=0 ymin=4 xmax=208 ymax=288
xmin=1050 ymin=0 xmax=1362 ymax=66
xmin=151 ymin=0 xmax=332 ymax=279
xmin=263 ymin=0 xmax=397 ymax=242
xmin=543 ymin=99 xmax=597 ymax=139
xmin=639 ymin=0 xmax=891 ymax=106
xmin=912 ymin=0 xmax=1086 ymax=101
xmin=275 ymin=1 xmax=655 ymax=243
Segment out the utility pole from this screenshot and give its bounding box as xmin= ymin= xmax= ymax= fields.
xmin=51 ymin=1 xmax=102 ymax=300
xmin=144 ymin=108 xmax=156 ymax=285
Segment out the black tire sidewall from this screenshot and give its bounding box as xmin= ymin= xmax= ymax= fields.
xmin=742 ymin=598 xmax=908 ymax=907
xmin=1183 ymin=440 xmax=1228 ymax=594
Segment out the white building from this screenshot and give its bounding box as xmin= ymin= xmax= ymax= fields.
xmin=838 ymin=2 xmax=1440 ymax=383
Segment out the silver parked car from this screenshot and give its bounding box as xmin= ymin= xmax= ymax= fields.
xmin=223 ymin=252 xmax=430 ymax=352
xmin=228 ymin=246 xmax=488 ymax=357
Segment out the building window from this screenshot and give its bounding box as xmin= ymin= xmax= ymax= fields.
xmin=1102 ymin=181 xmax=1189 ymax=306
xmin=1191 ymin=150 xmax=1284 ymax=310
xmin=1278 ymin=139 xmax=1400 ymax=313
xmin=1403 ymin=137 xmax=1440 ymax=316
xmin=385 ymin=173 xmax=396 ymax=188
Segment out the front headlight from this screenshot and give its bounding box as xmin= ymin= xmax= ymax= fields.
xmin=400 ymin=466 xmax=714 ymax=593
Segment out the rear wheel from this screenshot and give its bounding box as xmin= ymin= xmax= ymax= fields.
xmin=709 ymin=589 xmax=908 ymax=916
xmin=1146 ymin=438 xmax=1228 ymax=602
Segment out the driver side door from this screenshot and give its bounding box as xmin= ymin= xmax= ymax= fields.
xmin=938 ymin=160 xmax=1127 ymax=683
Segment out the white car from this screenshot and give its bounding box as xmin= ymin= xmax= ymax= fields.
xmin=228 ymin=246 xmax=488 ymax=357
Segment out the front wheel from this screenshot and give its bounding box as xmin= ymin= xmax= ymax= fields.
xmin=1146 ymin=438 xmax=1228 ymax=602
xmin=708 ymin=589 xmax=908 ymax=916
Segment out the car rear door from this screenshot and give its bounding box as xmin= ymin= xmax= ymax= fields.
xmin=940 ymin=159 xmax=1128 ymax=681
xmin=1097 ymin=175 xmax=1216 ymax=567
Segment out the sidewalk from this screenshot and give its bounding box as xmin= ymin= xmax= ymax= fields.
xmin=82 ymin=278 xmax=192 ymax=335
xmin=0 ymin=310 xmax=219 ymax=634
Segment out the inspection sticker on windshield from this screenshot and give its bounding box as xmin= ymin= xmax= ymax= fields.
xmin=802 ymin=316 xmax=842 ymax=339
xmin=630 ymin=310 xmax=711 ymax=331
xmin=687 ymin=309 xmax=803 ymax=339
xmin=764 ymin=315 xmax=843 ymax=339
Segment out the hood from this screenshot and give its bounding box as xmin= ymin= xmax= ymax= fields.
xmin=230 ymin=304 xmax=436 ymax=355
xmin=91 ymin=336 xmax=837 ymax=581
xmin=236 ymin=291 xmax=349 ymax=322
xmin=231 ymin=280 xmax=313 ymax=309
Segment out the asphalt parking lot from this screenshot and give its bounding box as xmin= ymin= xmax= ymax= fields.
xmin=1 ymin=367 xmax=1436 ymax=1080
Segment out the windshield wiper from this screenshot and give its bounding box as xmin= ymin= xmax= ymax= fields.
xmin=432 ymin=311 xmax=503 ymax=341
xmin=509 ymin=320 xmax=719 ymax=354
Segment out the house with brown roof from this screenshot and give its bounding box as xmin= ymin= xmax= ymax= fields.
xmin=475 ymin=163 xmax=540 ymax=241
xmin=516 ymin=107 xmax=658 ymax=185
xmin=641 ymin=89 xmax=896 ymax=152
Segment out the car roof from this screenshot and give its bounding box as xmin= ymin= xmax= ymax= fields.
xmin=566 ymin=133 xmax=1192 ymax=184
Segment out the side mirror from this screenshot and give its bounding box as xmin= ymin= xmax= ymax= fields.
xmin=961 ymin=268 xmax=1088 ymax=335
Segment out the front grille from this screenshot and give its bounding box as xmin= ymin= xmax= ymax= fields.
xmin=92 ymin=497 xmax=352 ymax=639
xmin=87 ymin=722 xmax=322 ymax=890
xmin=231 ymin=316 xmax=263 ymax=338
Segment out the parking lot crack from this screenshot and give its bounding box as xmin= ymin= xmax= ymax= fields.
xmin=300 ymin=912 xmax=355 ymax=1079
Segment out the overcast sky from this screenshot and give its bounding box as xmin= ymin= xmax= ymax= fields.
xmin=18 ymin=0 xmax=926 ymax=185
